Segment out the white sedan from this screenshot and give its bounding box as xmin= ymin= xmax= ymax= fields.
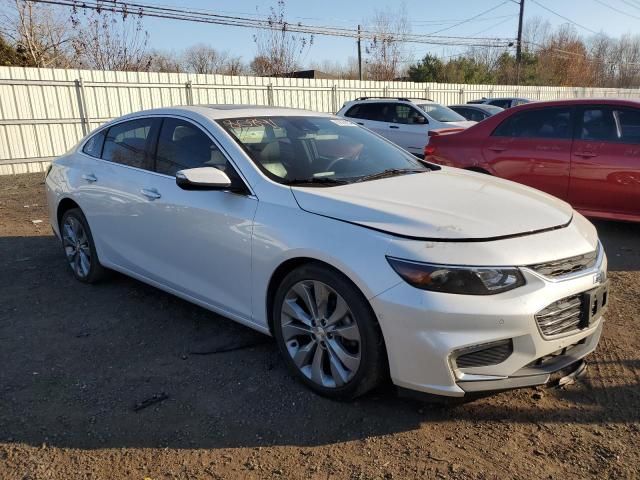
xmin=45 ymin=106 xmax=608 ymax=399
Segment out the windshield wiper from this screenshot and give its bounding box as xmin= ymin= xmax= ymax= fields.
xmin=286 ymin=177 xmax=349 ymax=187
xmin=353 ymin=168 xmax=428 ymax=183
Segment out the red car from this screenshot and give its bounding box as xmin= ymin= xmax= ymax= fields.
xmin=425 ymin=99 xmax=640 ymax=223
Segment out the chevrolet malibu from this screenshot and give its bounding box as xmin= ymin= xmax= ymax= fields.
xmin=45 ymin=106 xmax=609 ymax=400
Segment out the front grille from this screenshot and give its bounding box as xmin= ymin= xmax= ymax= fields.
xmin=454 ymin=339 xmax=513 ymax=368
xmin=529 ymin=246 xmax=599 ymax=278
xmin=536 ymin=294 xmax=585 ymax=337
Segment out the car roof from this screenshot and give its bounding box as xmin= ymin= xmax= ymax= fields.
xmin=345 ymin=98 xmax=436 ymax=105
xmin=506 ymin=98 xmax=640 ymax=110
xmin=449 ymin=104 xmax=503 ymax=111
xmin=112 ymin=104 xmax=334 ymax=122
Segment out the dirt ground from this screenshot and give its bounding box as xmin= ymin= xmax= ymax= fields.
xmin=0 ymin=173 xmax=638 ymax=480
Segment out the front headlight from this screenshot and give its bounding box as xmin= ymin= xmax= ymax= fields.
xmin=386 ymin=257 xmax=525 ymax=295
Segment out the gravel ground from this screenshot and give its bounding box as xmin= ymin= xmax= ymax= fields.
xmin=0 ymin=173 xmax=639 ymax=480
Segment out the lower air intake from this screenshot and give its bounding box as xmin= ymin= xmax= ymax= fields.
xmin=454 ymin=339 xmax=513 ymax=369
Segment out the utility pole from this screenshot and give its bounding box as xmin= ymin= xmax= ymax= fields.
xmin=357 ymin=24 xmax=363 ymax=81
xmin=516 ymin=0 xmax=525 ymax=84
xmin=516 ymin=0 xmax=525 ymax=62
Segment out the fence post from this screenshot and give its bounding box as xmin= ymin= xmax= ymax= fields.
xmin=267 ymin=83 xmax=274 ymax=106
xmin=185 ymin=80 xmax=193 ymax=105
xmin=331 ymin=84 xmax=337 ymax=113
xmin=425 ymin=85 xmax=430 ymax=100
xmin=459 ymin=87 xmax=465 ymax=104
xmin=74 ymin=78 xmax=90 ymax=136
xmin=383 ymin=85 xmax=389 ymax=97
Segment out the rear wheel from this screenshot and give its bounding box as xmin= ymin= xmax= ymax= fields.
xmin=273 ymin=264 xmax=386 ymax=399
xmin=60 ymin=208 xmax=106 ymax=283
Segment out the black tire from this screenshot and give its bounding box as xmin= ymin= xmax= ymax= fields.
xmin=59 ymin=208 xmax=106 ymax=284
xmin=272 ymin=263 xmax=387 ymax=400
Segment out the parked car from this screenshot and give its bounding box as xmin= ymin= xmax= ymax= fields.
xmin=336 ymin=97 xmax=475 ymax=156
xmin=46 ymin=105 xmax=608 ymax=400
xmin=449 ymin=104 xmax=504 ymax=122
xmin=468 ymin=97 xmax=531 ymax=109
xmin=425 ymin=99 xmax=640 ymax=223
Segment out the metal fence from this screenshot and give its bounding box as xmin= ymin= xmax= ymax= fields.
xmin=1 ymin=65 xmax=639 ymax=174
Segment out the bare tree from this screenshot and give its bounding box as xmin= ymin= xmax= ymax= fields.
xmin=249 ymin=54 xmax=272 ymax=76
xmin=252 ymin=0 xmax=313 ymax=76
xmin=70 ymin=3 xmax=150 ymax=71
xmin=308 ymin=58 xmax=360 ymax=79
xmin=0 ymin=0 xmax=74 ymax=67
xmin=148 ymin=50 xmax=185 ymax=73
xmin=182 ymin=44 xmax=245 ymax=75
xmin=364 ymin=5 xmax=410 ymax=80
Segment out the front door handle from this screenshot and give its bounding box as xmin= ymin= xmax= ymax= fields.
xmin=389 ymin=125 xmax=400 ymax=129
xmin=356 ymin=122 xmax=364 ymax=126
xmin=82 ymin=173 xmax=97 ymax=183
xmin=575 ymin=151 xmax=598 ymax=158
xmin=488 ymin=146 xmax=507 ymax=152
xmin=140 ymin=188 xmax=161 ymax=200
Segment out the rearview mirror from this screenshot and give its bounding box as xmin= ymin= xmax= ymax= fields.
xmin=176 ymin=167 xmax=232 ymax=190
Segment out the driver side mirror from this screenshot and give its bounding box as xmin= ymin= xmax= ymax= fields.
xmin=176 ymin=167 xmax=232 ymax=191
xmin=414 ymin=116 xmax=427 ymax=125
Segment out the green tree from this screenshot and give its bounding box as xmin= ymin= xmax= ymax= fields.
xmin=0 ymin=34 xmax=22 ymax=66
xmin=407 ymin=54 xmax=444 ymax=82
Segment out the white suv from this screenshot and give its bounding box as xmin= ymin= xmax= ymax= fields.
xmin=337 ymin=97 xmax=476 ymax=156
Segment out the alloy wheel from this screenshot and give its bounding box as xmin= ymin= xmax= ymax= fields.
xmin=62 ymin=216 xmax=91 ymax=279
xmin=280 ymin=280 xmax=362 ymax=388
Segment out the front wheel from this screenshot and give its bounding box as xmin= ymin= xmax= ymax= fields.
xmin=273 ymin=264 xmax=387 ymax=399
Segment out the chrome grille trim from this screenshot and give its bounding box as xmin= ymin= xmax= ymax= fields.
xmin=535 ymin=293 xmax=585 ymax=337
xmin=528 ymin=244 xmax=600 ymax=279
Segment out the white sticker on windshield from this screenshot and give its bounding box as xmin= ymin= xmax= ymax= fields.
xmin=330 ymin=119 xmax=357 ymax=126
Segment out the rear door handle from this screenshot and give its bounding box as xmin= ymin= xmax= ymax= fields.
xmin=140 ymin=188 xmax=161 ymax=200
xmin=575 ymin=151 xmax=598 ymax=158
xmin=389 ymin=125 xmax=400 ymax=129
xmin=488 ymin=146 xmax=507 ymax=152
xmin=82 ymin=173 xmax=97 ymax=183
xmin=356 ymin=122 xmax=364 ymax=126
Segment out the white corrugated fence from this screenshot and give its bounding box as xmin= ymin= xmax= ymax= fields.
xmin=1 ymin=65 xmax=639 ymax=174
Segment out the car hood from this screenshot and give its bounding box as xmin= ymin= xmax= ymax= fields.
xmin=291 ymin=169 xmax=573 ymax=240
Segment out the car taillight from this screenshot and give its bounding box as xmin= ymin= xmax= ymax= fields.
xmin=424 ymin=144 xmax=436 ymax=156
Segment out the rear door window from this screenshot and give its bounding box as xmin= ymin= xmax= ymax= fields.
xmin=579 ymin=106 xmax=640 ymax=144
xmin=615 ymin=108 xmax=640 ymax=144
xmin=493 ymin=108 xmax=572 ymax=139
xmin=102 ymin=118 xmax=158 ymax=170
xmin=344 ymin=103 xmax=388 ymax=122
xmin=579 ymin=108 xmax=617 ymax=141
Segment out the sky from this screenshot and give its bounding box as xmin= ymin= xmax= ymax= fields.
xmin=133 ymin=0 xmax=639 ymax=66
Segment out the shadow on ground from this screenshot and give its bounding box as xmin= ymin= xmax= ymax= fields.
xmin=0 ymin=219 xmax=638 ymax=451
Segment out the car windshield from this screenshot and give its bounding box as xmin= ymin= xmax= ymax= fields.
xmin=417 ymin=104 xmax=466 ymax=123
xmin=218 ymin=116 xmax=432 ymax=186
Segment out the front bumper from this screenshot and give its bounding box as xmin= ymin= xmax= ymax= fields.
xmin=370 ymin=259 xmax=607 ymax=397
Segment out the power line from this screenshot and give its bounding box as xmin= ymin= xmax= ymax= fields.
xmin=470 ymin=15 xmax=518 ymax=37
xmin=528 ymin=0 xmax=598 ymax=34
xmin=25 ymin=0 xmax=516 ymax=48
xmin=426 ymin=1 xmax=513 ymax=35
xmin=592 ymin=0 xmax=640 ymax=20
xmin=618 ymin=0 xmax=640 ymax=11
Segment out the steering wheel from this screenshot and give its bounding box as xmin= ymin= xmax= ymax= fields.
xmin=325 ymin=156 xmax=352 ymax=173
